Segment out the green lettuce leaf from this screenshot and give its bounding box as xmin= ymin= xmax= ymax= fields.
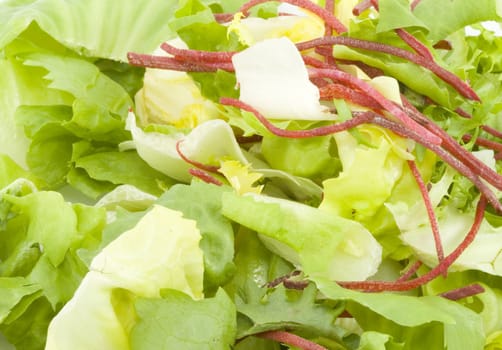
xmin=319 ymin=126 xmax=410 ymax=223
xmin=45 ymin=205 xmax=205 ymax=349
xmin=131 ymin=288 xmax=236 ymax=350
xmin=0 ymin=185 xmax=107 ymax=349
xmin=335 ymin=20 xmax=455 ymax=107
xmin=413 ymin=0 xmax=502 ymax=42
xmin=0 ymin=0 xmax=178 ymax=61
xmin=237 ymin=283 xmax=344 ymax=340
xmin=261 ymin=132 xmax=340 ymax=180
xmin=377 ymin=0 xmax=502 ymax=42
xmin=74 ymin=150 xmax=173 ymax=197
xmin=377 ymin=0 xmax=427 ymax=32
xmin=157 ymin=182 xmax=236 ymax=295
xmin=314 ymin=278 xmax=485 ymax=350
xmin=221 ymin=192 xmax=382 ymax=281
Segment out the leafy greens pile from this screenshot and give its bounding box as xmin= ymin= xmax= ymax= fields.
xmin=2 ymin=0 xmax=502 ymax=349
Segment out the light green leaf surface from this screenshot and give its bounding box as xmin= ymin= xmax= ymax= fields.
xmin=131 ymin=288 xmax=236 ymax=350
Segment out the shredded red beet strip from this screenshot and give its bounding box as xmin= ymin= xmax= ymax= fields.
xmin=257 ymin=331 xmax=327 ymax=350
xmin=308 ymin=67 xmax=442 ymax=145
xmin=440 ymin=284 xmax=485 ymax=301
xmin=396 ymin=260 xmax=423 ymax=282
xmin=176 ymin=140 xmax=220 ymax=173
xmin=336 ymin=59 xmax=385 ymax=78
xmin=314 ymin=45 xmax=335 ymax=59
xmin=408 ymin=160 xmax=444 ymax=264
xmin=324 ymin=0 xmax=335 ymax=36
xmin=214 ymin=12 xmax=234 ymax=23
xmin=403 ymin=99 xmax=502 ymax=193
xmin=303 ymin=55 xmax=332 ymax=69
xmin=296 ymin=37 xmax=480 ymax=101
xmin=239 ymin=0 xmax=347 ymax=34
xmin=365 ymin=0 xmax=433 ymax=60
xmin=310 ymin=77 xmax=331 ymax=88
xmin=219 ymin=97 xmax=376 ymax=138
xmin=220 ymin=95 xmax=502 ymax=212
xmin=410 ymin=0 xmax=422 ymax=10
xmin=160 ymin=42 xmax=235 ymax=63
xmin=454 ymin=107 xmax=502 ymax=141
xmin=462 ymin=134 xmax=502 ymax=153
xmin=454 ymin=107 xmax=473 ymax=119
xmin=188 ymin=168 xmax=223 ymax=186
xmin=373 ymin=116 xmax=502 ymax=212
xmin=352 ymin=0 xmax=373 ymax=15
xmin=395 ymin=28 xmax=434 ymax=60
xmin=319 ymin=83 xmax=383 ymax=110
xmin=481 ymin=125 xmax=502 ymax=140
xmin=337 ymin=195 xmax=486 ymax=292
xmin=127 ymin=52 xmax=234 ymax=72
xmin=319 ymin=0 xmax=338 ymax=66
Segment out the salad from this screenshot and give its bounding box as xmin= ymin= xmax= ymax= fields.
xmin=2 ymin=0 xmax=502 ymax=349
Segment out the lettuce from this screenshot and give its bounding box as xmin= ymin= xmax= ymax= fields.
xmin=221 ymin=192 xmax=382 ymax=281
xmin=320 ymin=125 xmax=411 ymax=222
xmin=2 ymin=0 xmax=502 ymax=349
xmin=232 ymin=37 xmax=332 ymax=120
xmin=0 ymin=0 xmax=178 ymax=61
xmin=314 ymin=277 xmax=485 ymax=350
xmin=131 ymin=288 xmax=236 ymax=350
xmin=0 ymin=184 xmax=106 ymax=349
xmin=45 ymin=205 xmax=205 ymax=349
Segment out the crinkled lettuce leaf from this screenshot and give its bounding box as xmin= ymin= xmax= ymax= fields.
xmin=320 ymin=126 xmax=411 ymax=223
xmin=131 ymin=288 xmax=236 ymax=350
xmin=0 ymin=184 xmax=106 ymax=349
xmin=261 ymin=130 xmax=341 ymax=180
xmin=412 ymin=0 xmax=502 ymax=42
xmin=314 ymin=278 xmax=485 ymax=350
xmin=157 ymin=182 xmax=236 ymax=295
xmin=0 ymin=0 xmax=178 ymax=61
xmin=45 ymin=205 xmax=205 ymax=349
xmin=334 ymin=20 xmax=455 ymax=107
xmin=221 ymin=192 xmax=382 ymax=281
xmin=421 ymin=270 xmax=502 ymax=338
xmin=377 ymin=0 xmax=502 ymax=42
xmin=400 ymin=205 xmax=502 ymax=276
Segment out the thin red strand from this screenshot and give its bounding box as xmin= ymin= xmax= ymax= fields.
xmin=188 ymin=168 xmax=223 ymax=186
xmin=408 ymin=160 xmax=445 ymax=267
xmin=462 ymin=134 xmax=502 ymax=153
xmin=257 ymin=331 xmax=327 ymax=350
xmin=297 ymin=37 xmax=480 ymax=101
xmin=411 ymin=0 xmax=422 ymax=10
xmin=372 ymin=116 xmax=502 ymax=212
xmin=402 ymin=99 xmax=502 ymax=193
xmin=338 ymin=196 xmax=486 ymax=292
xmin=240 ymin=0 xmax=347 ymax=34
xmin=319 ymin=83 xmax=383 ymax=110
xmin=353 ymin=0 xmax=373 ymax=15
xmin=219 ymin=97 xmax=376 ymax=138
xmin=160 ymin=42 xmax=235 ymax=63
xmin=396 ymin=260 xmax=423 ymax=282
xmin=308 ymin=67 xmax=442 ymax=145
xmin=395 ymin=28 xmax=434 ymax=60
xmin=440 ymin=284 xmax=485 ymax=301
xmin=127 ymin=52 xmax=234 ymax=72
xmin=176 ymin=140 xmax=220 ymax=173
